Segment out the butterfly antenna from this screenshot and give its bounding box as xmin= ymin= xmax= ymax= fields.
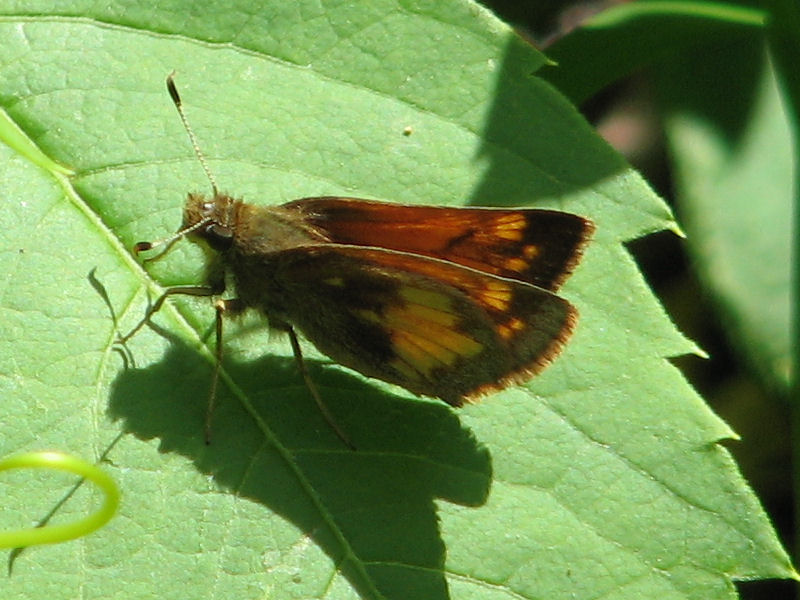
xmin=166 ymin=71 xmax=219 ymax=197
xmin=133 ymin=217 xmax=211 ymax=256
xmin=132 ymin=73 xmax=221 ymax=258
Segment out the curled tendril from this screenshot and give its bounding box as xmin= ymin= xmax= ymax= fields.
xmin=0 ymin=451 xmax=120 ymax=548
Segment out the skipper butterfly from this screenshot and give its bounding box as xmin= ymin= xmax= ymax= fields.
xmin=121 ymin=75 xmax=594 ymax=448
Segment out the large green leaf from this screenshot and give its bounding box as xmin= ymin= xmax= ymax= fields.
xmin=0 ymin=1 xmax=793 ymax=599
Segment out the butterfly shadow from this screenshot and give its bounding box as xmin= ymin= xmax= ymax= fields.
xmin=108 ymin=339 xmax=492 ymax=600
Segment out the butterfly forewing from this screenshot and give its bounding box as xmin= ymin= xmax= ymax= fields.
xmin=284 ymin=197 xmax=594 ymax=291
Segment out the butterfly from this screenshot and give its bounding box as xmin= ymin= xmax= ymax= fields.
xmin=121 ymin=74 xmax=594 ymax=447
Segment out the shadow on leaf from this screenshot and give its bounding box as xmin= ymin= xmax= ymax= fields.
xmin=108 ymin=340 xmax=491 ymax=600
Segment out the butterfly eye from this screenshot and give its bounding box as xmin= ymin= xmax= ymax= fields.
xmin=204 ymin=223 xmax=234 ymax=250
xmin=202 ymin=202 xmax=215 ymax=214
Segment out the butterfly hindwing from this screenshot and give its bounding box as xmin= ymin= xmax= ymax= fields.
xmin=260 ymin=245 xmax=576 ymax=404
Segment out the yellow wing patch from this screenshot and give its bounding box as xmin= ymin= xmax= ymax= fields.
xmin=352 ymin=285 xmax=484 ymax=383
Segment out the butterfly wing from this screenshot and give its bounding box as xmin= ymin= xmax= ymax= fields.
xmin=258 ymin=245 xmax=577 ymax=404
xmin=282 ymin=197 xmax=594 ymax=291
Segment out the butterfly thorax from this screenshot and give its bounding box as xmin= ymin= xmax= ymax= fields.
xmin=182 ymin=195 xmax=332 ymax=313
xmin=231 ymin=202 xmax=330 ymax=255
xmin=225 ymin=202 xmax=333 ymax=313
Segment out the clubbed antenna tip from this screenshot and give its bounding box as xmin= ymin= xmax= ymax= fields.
xmin=166 ymin=71 xmax=219 ymax=197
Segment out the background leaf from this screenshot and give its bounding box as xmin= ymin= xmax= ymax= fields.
xmin=0 ymin=1 xmax=793 ymax=599
xmin=660 ymin=43 xmax=792 ymax=390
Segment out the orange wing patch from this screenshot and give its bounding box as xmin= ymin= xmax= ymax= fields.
xmin=522 ymin=244 xmax=539 ymax=259
xmin=485 ymin=212 xmax=526 ymax=241
xmin=471 ymin=279 xmax=513 ymax=313
xmin=496 ymin=316 xmax=526 ymax=340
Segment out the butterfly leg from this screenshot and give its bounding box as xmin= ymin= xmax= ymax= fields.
xmin=280 ymin=324 xmax=356 ymax=450
xmin=117 ymin=282 xmax=226 ymax=443
xmin=204 ymin=297 xmax=245 ymax=444
xmin=117 ymin=284 xmax=223 ymax=344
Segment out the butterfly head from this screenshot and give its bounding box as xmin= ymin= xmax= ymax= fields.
xmin=181 ymin=192 xmax=239 ymax=251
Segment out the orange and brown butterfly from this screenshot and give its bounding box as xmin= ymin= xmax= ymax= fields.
xmin=123 ymin=74 xmax=594 ymax=446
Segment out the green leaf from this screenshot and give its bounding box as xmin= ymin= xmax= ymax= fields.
xmin=659 ymin=37 xmax=792 ymax=389
xmin=541 ymin=1 xmax=766 ymax=104
xmin=0 ymin=1 xmax=793 ymax=599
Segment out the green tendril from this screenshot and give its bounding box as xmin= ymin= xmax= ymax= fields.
xmin=0 ymin=452 xmax=120 ymax=548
